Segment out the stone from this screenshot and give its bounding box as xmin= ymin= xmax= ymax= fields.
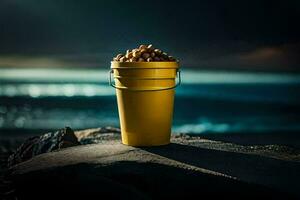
xmin=8 ymin=127 xmax=80 ymax=167
xmin=5 ymin=142 xmax=297 ymax=199
xmin=3 ymin=127 xmax=300 ymax=199
xmin=75 ymin=126 xmax=121 ymax=144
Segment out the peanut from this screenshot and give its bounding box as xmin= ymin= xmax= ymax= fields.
xmin=142 ymin=52 xmax=150 ymax=59
xmin=133 ymin=51 xmax=141 ymax=58
xmin=154 ymin=56 xmax=160 ymax=61
xmin=139 ymin=45 xmax=147 ymax=50
xmin=119 ymin=56 xmax=126 ymax=62
xmin=130 ymin=57 xmax=137 ymax=62
xmin=138 ymin=57 xmax=145 ymax=62
xmin=154 ymin=49 xmax=162 ymax=55
xmin=112 ymin=44 xmax=177 ymax=62
xmin=168 ymin=56 xmax=175 ymax=61
xmin=125 ymin=52 xmax=133 ymax=59
xmin=147 ymin=44 xmax=154 ymax=52
xmin=117 ymin=54 xmax=123 ymax=58
xmin=147 ymin=57 xmax=153 ymax=62
xmin=140 ymin=48 xmax=147 ymax=54
xmin=162 ymin=52 xmax=168 ymax=59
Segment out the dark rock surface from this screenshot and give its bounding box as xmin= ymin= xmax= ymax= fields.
xmin=5 ymin=127 xmax=119 ymax=169
xmin=7 ymin=142 xmax=296 ymax=199
xmin=75 ymin=126 xmax=121 ymax=144
xmin=7 ymin=127 xmax=79 ymax=167
xmin=2 ymin=127 xmax=300 ymax=199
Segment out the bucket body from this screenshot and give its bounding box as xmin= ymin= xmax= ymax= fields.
xmin=110 ymin=62 xmax=180 ymax=146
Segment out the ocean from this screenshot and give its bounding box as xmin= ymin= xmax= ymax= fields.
xmin=1 ymin=68 xmax=300 ymax=138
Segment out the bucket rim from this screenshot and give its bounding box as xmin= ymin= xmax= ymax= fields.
xmin=111 ymin=61 xmax=179 ymax=69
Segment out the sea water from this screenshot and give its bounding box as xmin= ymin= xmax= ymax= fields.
xmin=0 ymin=68 xmax=300 ymax=135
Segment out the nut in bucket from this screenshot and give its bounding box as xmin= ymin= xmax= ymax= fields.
xmin=113 ymin=44 xmax=177 ymax=63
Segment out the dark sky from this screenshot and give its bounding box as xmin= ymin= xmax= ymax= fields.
xmin=0 ymin=0 xmax=299 ymax=71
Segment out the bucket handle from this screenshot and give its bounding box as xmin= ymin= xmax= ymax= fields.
xmin=109 ymin=69 xmax=181 ymax=91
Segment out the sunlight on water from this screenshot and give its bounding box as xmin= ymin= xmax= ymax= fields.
xmin=1 ymin=68 xmax=300 ymax=97
xmin=0 ymin=68 xmax=107 ymax=83
xmin=0 ymin=68 xmax=300 ymax=133
xmin=1 ymin=68 xmax=300 ymax=84
xmin=173 ymin=121 xmax=300 ymax=134
xmin=182 ymin=71 xmax=300 ymax=84
xmin=0 ymin=84 xmax=115 ymax=97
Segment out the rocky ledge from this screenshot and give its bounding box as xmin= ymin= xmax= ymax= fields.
xmin=1 ymin=127 xmax=300 ymax=199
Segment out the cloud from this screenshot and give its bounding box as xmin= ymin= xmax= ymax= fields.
xmin=0 ymin=56 xmax=69 ymax=68
xmin=238 ymin=43 xmax=300 ymax=70
xmin=240 ymin=47 xmax=283 ymax=63
xmin=179 ymin=43 xmax=300 ymax=72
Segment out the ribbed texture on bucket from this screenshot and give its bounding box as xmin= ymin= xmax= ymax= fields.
xmin=110 ymin=61 xmax=180 ymax=146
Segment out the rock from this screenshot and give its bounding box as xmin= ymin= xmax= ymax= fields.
xmin=8 ymin=127 xmax=80 ymax=167
xmin=3 ymin=127 xmax=300 ymax=199
xmin=5 ymin=132 xmax=300 ymax=199
xmin=75 ymin=126 xmax=121 ymax=144
xmin=7 ymin=126 xmax=120 ymax=168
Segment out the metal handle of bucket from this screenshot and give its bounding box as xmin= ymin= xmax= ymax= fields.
xmin=109 ymin=69 xmax=181 ymax=91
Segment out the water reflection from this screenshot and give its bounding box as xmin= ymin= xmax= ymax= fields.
xmin=0 ymin=84 xmax=115 ymax=97
xmin=0 ymin=68 xmax=300 ymax=134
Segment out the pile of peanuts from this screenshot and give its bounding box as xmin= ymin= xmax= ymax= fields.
xmin=113 ymin=44 xmax=177 ymax=62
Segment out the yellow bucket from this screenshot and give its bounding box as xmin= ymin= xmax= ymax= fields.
xmin=110 ymin=61 xmax=181 ymax=146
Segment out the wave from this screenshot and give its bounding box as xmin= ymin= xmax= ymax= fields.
xmin=0 ymin=83 xmax=115 ymax=97
xmin=1 ymin=82 xmax=300 ymax=106
xmin=1 ymin=68 xmax=300 ymax=84
xmin=1 ymin=68 xmax=300 ymax=135
xmin=173 ymin=120 xmax=300 ymax=134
